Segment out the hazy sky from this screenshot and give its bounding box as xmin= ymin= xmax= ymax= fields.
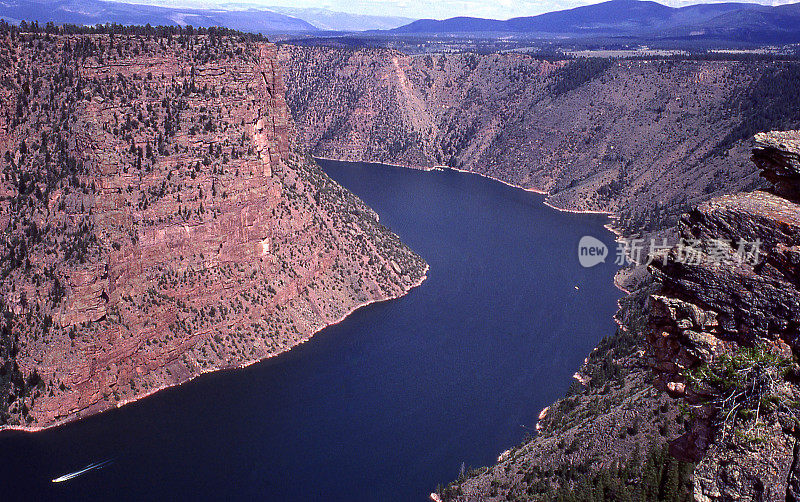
xmin=119 ymin=0 xmax=800 ymax=20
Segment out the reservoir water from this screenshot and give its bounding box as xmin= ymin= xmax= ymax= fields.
xmin=0 ymin=160 xmax=622 ymax=501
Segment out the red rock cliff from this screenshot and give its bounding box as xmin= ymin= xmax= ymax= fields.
xmin=0 ymin=32 xmax=426 ymax=430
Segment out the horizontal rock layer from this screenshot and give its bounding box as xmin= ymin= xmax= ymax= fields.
xmin=0 ymin=33 xmax=426 ymax=430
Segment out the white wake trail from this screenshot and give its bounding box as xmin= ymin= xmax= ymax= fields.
xmin=52 ymin=459 xmax=113 ymax=483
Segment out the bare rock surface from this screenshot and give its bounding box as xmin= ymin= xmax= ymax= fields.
xmin=647 ymin=130 xmax=800 ymax=501
xmin=753 ymin=130 xmax=800 ymax=202
xmin=439 ymin=132 xmax=800 ymax=500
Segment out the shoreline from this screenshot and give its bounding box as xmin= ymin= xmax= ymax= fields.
xmin=316 ymin=155 xmax=619 ymax=218
xmin=427 ymin=164 xmax=646 ymax=294
xmin=314 ymin=155 xmax=437 ymax=172
xmin=441 ymin=165 xmax=633 ymax=294
xmin=320 ymin=156 xmax=635 ymax=489
xmin=434 ymin=165 xmax=615 ymax=216
xmin=0 ymin=265 xmax=429 ymax=434
xmin=7 ymin=157 xmax=627 ymax=434
xmin=325 ymin=158 xmax=631 ymax=293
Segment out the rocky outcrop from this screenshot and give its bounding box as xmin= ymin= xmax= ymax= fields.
xmin=647 ymin=130 xmax=800 ymax=501
xmin=0 ymin=31 xmax=426 ymax=430
xmin=439 ymin=131 xmax=800 ymax=501
xmin=753 ymin=130 xmax=800 ymax=203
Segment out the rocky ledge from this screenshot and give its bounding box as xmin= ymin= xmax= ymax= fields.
xmin=647 ymin=130 xmax=800 ymax=501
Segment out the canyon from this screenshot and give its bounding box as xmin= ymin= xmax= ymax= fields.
xmin=279 ymin=46 xmax=800 ymax=235
xmin=277 ymin=44 xmax=800 ymax=499
xmin=1 ymin=22 xmax=799 ymax=501
xmin=0 ymin=28 xmax=426 ymax=430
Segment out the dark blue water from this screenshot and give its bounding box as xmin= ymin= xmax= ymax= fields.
xmin=0 ymin=160 xmax=621 ymax=501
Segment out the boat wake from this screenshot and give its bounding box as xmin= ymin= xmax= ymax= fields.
xmin=52 ymin=459 xmax=113 ymax=483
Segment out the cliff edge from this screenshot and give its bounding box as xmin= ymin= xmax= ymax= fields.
xmin=0 ymin=30 xmax=427 ymax=430
xmin=439 ymin=131 xmax=800 ymax=500
xmin=648 ymin=130 xmax=800 ymax=500
xmin=280 ymin=46 xmax=800 ymax=235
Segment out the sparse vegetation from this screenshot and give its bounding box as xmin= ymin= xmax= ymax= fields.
xmin=0 ymin=28 xmax=426 ymax=428
xmin=440 ymin=282 xmax=693 ymax=500
xmin=684 ymin=344 xmax=795 ymax=441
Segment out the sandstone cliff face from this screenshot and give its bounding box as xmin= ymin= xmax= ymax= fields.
xmin=0 ymin=32 xmax=426 ymax=429
xmin=647 ymin=131 xmax=800 ymax=501
xmin=280 ymin=46 xmax=800 ymax=232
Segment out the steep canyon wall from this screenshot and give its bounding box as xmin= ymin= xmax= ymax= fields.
xmin=280 ymin=46 xmax=800 ymax=234
xmin=0 ymin=32 xmax=426 ymax=429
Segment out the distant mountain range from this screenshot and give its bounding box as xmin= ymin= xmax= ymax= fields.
xmin=258 ymin=6 xmax=415 ymax=31
xmin=0 ymin=0 xmax=416 ymax=33
xmin=389 ymin=0 xmax=800 ymax=43
xmin=2 ymin=0 xmax=800 ymax=42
